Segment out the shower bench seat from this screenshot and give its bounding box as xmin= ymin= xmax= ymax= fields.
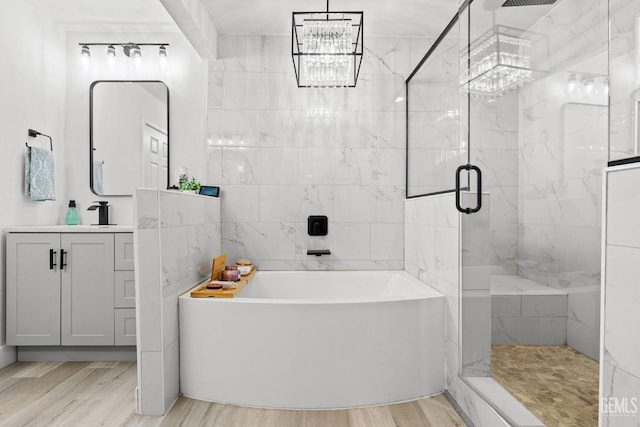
xmin=490 ymin=275 xmax=567 ymax=345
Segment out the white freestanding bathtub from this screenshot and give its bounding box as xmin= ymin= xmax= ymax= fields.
xmin=178 ymin=271 xmax=445 ymax=409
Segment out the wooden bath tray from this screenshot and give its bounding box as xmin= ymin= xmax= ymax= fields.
xmin=190 ymin=268 xmax=257 ymax=298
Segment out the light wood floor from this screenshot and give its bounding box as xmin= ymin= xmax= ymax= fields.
xmin=0 ymin=361 xmax=466 ymax=427
xmin=492 ymin=345 xmax=599 ymax=427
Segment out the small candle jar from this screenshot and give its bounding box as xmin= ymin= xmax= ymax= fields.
xmin=221 ymin=265 xmax=240 ymax=281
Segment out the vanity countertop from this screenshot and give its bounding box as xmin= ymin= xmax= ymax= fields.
xmin=5 ymin=225 xmax=133 ymax=233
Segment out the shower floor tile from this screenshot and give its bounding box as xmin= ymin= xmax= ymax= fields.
xmin=492 ymin=345 xmax=599 ymax=427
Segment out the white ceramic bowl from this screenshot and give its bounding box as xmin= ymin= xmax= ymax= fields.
xmin=237 ymin=265 xmax=252 ymax=275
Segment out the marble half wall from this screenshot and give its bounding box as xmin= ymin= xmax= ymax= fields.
xmin=601 ymin=165 xmax=640 ymax=426
xmin=205 ymin=35 xmax=434 ymax=270
xmin=600 ymin=5 xmax=640 ymax=423
xmin=134 ymin=189 xmax=221 ymax=415
xmin=405 ymin=194 xmax=534 ymax=426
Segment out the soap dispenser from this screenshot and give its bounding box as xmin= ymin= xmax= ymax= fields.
xmin=65 ymin=200 xmax=80 ymax=225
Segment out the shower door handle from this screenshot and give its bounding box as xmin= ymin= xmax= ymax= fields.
xmin=455 ymin=163 xmax=482 ymax=214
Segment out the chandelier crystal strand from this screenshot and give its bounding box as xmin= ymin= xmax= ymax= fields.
xmin=292 ymin=2 xmax=362 ymax=88
xmin=463 ymin=25 xmax=536 ymax=100
xmin=302 ymin=15 xmax=352 ymax=87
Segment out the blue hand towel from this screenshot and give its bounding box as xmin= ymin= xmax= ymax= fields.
xmin=25 ymin=146 xmax=56 ymax=201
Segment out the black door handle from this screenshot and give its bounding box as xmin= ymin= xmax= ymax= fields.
xmin=455 ymin=163 xmax=482 ymax=214
xmin=49 ymin=249 xmax=57 ymax=270
xmin=60 ymin=249 xmax=67 ymax=270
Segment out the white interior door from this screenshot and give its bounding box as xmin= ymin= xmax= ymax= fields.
xmin=142 ymin=122 xmax=168 ymax=189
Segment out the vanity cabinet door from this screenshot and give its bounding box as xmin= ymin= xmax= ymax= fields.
xmin=60 ymin=234 xmax=115 ymax=346
xmin=6 ymin=233 xmax=61 ymax=346
xmin=114 ymin=308 xmax=136 ymax=346
xmin=115 ymin=233 xmax=135 ymax=271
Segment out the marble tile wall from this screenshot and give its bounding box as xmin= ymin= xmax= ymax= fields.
xmin=470 ymin=94 xmax=520 ymax=277
xmin=405 ymin=195 xmax=518 ymax=426
xmin=407 ymin=35 xmax=462 ymax=198
xmin=601 ymin=2 xmax=640 ymax=422
xmin=515 ymin=0 xmax=608 ymax=360
xmin=602 ymin=164 xmax=640 ymax=426
xmin=461 ymin=193 xmax=492 ymax=377
xmin=491 ymin=294 xmax=568 ymax=346
xmin=206 ymin=35 xmax=431 ymax=270
xmin=134 ymin=189 xmax=221 ymax=415
xmin=405 ymin=194 xmax=459 ymax=356
xmin=610 ymin=0 xmax=640 ymax=161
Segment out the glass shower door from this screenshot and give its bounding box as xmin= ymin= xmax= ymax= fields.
xmin=459 ymin=0 xmax=607 ymax=424
xmin=406 ymin=16 xmax=462 ymax=198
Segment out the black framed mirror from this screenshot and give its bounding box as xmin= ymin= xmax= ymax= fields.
xmin=90 ymin=80 xmax=170 ymax=196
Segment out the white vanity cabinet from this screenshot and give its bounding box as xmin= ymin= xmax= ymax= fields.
xmin=6 ymin=229 xmax=136 ymax=348
xmin=113 ymin=233 xmax=136 ymax=346
xmin=6 ymin=233 xmax=61 ymax=345
xmin=60 ymin=233 xmax=114 ymax=345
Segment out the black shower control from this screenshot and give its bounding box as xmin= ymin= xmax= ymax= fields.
xmin=307 ymin=249 xmax=331 ymax=256
xmin=308 ymin=215 xmax=328 ymax=236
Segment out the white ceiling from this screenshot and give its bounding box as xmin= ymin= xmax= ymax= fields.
xmin=201 ymin=0 xmax=459 ymax=37
xmin=25 ymin=0 xmax=175 ymax=30
xmin=22 ymin=0 xmax=461 ymax=45
xmin=22 ymin=0 xmax=556 ymax=42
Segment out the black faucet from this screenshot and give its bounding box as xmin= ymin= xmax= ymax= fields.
xmin=87 ymin=201 xmax=110 ymax=225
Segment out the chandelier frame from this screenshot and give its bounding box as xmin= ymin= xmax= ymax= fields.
xmin=291 ymin=1 xmax=364 ymax=88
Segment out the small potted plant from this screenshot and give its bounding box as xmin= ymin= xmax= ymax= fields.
xmin=178 ymin=174 xmax=201 ymax=193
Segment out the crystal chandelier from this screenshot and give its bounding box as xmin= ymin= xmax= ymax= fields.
xmin=292 ymin=1 xmax=363 ymax=88
xmin=462 ymin=25 xmax=537 ymax=101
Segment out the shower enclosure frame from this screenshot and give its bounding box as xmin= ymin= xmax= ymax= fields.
xmin=405 ymin=0 xmax=510 ymax=421
xmin=405 ymin=0 xmax=608 ymax=424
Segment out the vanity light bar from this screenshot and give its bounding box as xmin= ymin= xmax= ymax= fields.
xmin=78 ymin=43 xmax=169 ymax=59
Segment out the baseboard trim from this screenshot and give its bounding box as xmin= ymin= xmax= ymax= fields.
xmin=18 ymin=346 xmax=136 ymax=362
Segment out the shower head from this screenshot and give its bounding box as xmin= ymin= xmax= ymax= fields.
xmin=501 ymin=0 xmax=558 ymax=6
xmin=483 ymin=0 xmax=557 ymax=11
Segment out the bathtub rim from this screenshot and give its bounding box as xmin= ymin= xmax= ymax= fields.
xmin=180 ymin=270 xmax=444 ymax=305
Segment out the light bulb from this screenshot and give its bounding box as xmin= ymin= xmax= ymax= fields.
xmin=158 ymin=45 xmax=167 ymax=57
xmin=107 ymin=45 xmax=116 ymax=57
xmin=567 ymin=72 xmax=577 ymax=93
xmin=584 ymin=78 xmax=594 ymax=96
xmin=80 ymin=44 xmax=90 ymax=69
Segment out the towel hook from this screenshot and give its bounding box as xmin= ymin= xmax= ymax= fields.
xmin=25 ymin=129 xmax=53 ymax=151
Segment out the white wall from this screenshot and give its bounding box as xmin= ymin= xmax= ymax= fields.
xmin=206 ymin=35 xmax=431 ymax=270
xmin=0 ymin=1 xmax=68 ymax=368
xmin=64 ymin=31 xmax=207 ymax=226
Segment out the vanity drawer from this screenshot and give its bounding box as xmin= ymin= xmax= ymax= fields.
xmin=115 ymin=233 xmax=134 ymax=270
xmin=115 ymin=308 xmax=136 ymax=346
xmin=114 ymin=270 xmax=135 ymax=308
